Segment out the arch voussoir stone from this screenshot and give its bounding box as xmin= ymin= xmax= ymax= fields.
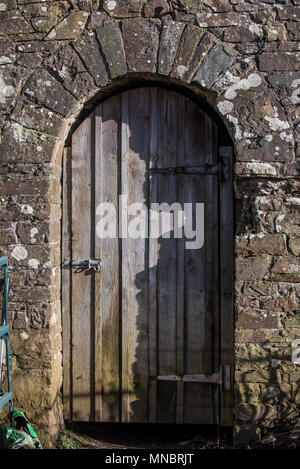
xmin=72 ymin=31 xmax=109 ymax=87
xmin=170 ymin=25 xmax=215 ymax=82
xmin=24 ymin=68 xmax=80 ymax=118
xmin=43 ymin=45 xmax=99 ymax=101
xmin=122 ymin=18 xmax=160 ymax=73
xmin=96 ymin=22 xmax=128 ymax=79
xmin=158 ymin=21 xmax=185 ymax=76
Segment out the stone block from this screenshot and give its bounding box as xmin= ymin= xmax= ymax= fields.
xmin=171 ymin=24 xmax=207 ymax=81
xmin=122 ymin=18 xmax=160 ymax=73
xmin=97 ymin=22 xmax=127 ymax=78
xmin=24 ymin=69 xmax=79 ymax=117
xmin=288 ymin=237 xmax=300 ymax=256
xmin=235 ymin=255 xmax=272 ymax=281
xmin=44 ymin=45 xmax=98 ymax=99
xmin=102 ymin=0 xmax=142 ymax=17
xmin=143 ymin=0 xmax=170 ymax=18
xmin=258 ymin=53 xmax=300 ymax=72
xmin=264 ymin=23 xmax=287 ymax=42
xmin=224 ymin=26 xmax=262 ymax=42
xmin=0 ymin=12 xmax=34 ymax=36
xmin=277 ymin=5 xmax=300 ymax=21
xmin=286 ymin=22 xmax=300 ymax=41
xmin=28 ymin=303 xmax=52 ymax=329
xmin=72 ymin=32 xmax=109 ymax=87
xmin=193 ymin=44 xmax=236 ymax=88
xmin=158 ymin=21 xmax=185 ymax=76
xmin=248 ymin=234 xmax=286 ymax=256
xmin=196 ymin=12 xmax=249 ymax=27
xmin=12 ymin=98 xmax=64 ymax=137
xmin=44 ymin=10 xmax=88 ymax=40
xmin=271 ymin=257 xmax=300 ymax=282
xmin=236 ymin=311 xmax=280 ymax=330
xmin=235 ymin=328 xmax=286 ymax=344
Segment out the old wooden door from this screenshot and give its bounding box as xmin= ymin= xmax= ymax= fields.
xmin=62 ymin=87 xmax=233 ymax=425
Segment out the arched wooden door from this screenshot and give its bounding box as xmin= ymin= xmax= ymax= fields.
xmin=62 ymin=87 xmax=233 ymax=425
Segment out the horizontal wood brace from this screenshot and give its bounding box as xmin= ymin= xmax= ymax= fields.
xmin=149 ymin=164 xmax=221 ymax=175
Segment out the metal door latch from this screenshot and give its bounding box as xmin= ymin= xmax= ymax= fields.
xmin=63 ymin=257 xmax=102 ymax=273
xmin=152 ymin=365 xmax=231 ymax=391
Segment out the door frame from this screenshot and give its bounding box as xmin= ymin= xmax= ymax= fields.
xmin=61 ymin=86 xmax=234 ymax=426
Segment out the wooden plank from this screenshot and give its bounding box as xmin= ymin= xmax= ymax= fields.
xmin=156 ymin=88 xmax=178 ymax=423
xmin=62 ymin=147 xmax=72 ymax=421
xmin=94 ymin=105 xmax=103 ymax=422
xmin=128 ymin=88 xmax=150 ymax=423
xmin=95 ymin=96 xmax=121 ymax=422
xmin=148 ymin=87 xmax=158 ymax=423
xmin=183 ymin=98 xmax=214 ymax=424
xmin=121 ymin=90 xmax=131 ymax=422
xmin=121 ymin=88 xmax=150 ymax=422
xmin=71 ymin=116 xmax=92 ymax=421
xmin=122 ymin=88 xmax=150 ymax=422
xmin=219 ymin=146 xmax=234 ymax=426
xmin=176 ymin=94 xmax=185 ymax=424
xmin=200 ymin=115 xmax=220 ymax=425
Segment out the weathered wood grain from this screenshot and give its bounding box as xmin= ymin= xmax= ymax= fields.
xmin=71 ymin=116 xmax=92 ymax=421
xmin=62 ymin=147 xmax=72 ymax=421
xmin=219 ymin=146 xmax=234 ymax=426
xmin=95 ymin=97 xmax=121 ymax=422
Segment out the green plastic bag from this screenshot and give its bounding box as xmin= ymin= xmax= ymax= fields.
xmin=0 ymin=409 xmax=42 ymax=449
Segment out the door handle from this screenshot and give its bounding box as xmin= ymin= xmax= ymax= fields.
xmin=63 ymin=257 xmax=102 ymax=273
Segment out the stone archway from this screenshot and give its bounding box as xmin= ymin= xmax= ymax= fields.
xmin=0 ymin=17 xmax=298 ymax=447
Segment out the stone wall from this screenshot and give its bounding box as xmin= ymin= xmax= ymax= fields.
xmin=0 ymin=0 xmax=299 ymax=447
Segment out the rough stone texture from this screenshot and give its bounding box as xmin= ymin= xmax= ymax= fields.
xmin=158 ymin=20 xmax=185 ymax=76
xmin=96 ymin=22 xmax=127 ymax=78
xmin=0 ymin=0 xmax=299 ymax=449
xmin=44 ymin=45 xmax=98 ymax=99
xmin=72 ymin=32 xmax=109 ymax=87
xmin=193 ymin=44 xmax=236 ymax=88
xmin=122 ymin=18 xmax=160 ymax=73
xmin=171 ymin=24 xmax=205 ymax=80
xmin=24 ymin=69 xmax=79 ymax=117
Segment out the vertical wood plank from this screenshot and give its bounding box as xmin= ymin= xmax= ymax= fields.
xmin=176 ymin=94 xmax=185 ymax=424
xmin=95 ymin=97 xmax=121 ymax=422
xmin=122 ymin=88 xmax=150 ymax=422
xmin=156 ymin=88 xmax=178 ymax=423
xmin=94 ymin=106 xmax=103 ymax=421
xmin=204 ymin=116 xmax=220 ymax=425
xmin=219 ymin=146 xmax=234 ymax=426
xmin=71 ymin=117 xmax=92 ymax=421
xmin=62 ymin=147 xmax=72 ymax=421
xmin=121 ymin=90 xmax=131 ymax=422
xmin=131 ymin=88 xmax=150 ymax=423
xmin=183 ymin=99 xmax=214 ymax=424
xmin=148 ymin=88 xmax=158 ymax=423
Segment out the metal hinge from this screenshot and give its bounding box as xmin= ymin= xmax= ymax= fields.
xmin=63 ymin=257 xmax=102 ymax=273
xmin=152 ymin=365 xmax=231 ymax=391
